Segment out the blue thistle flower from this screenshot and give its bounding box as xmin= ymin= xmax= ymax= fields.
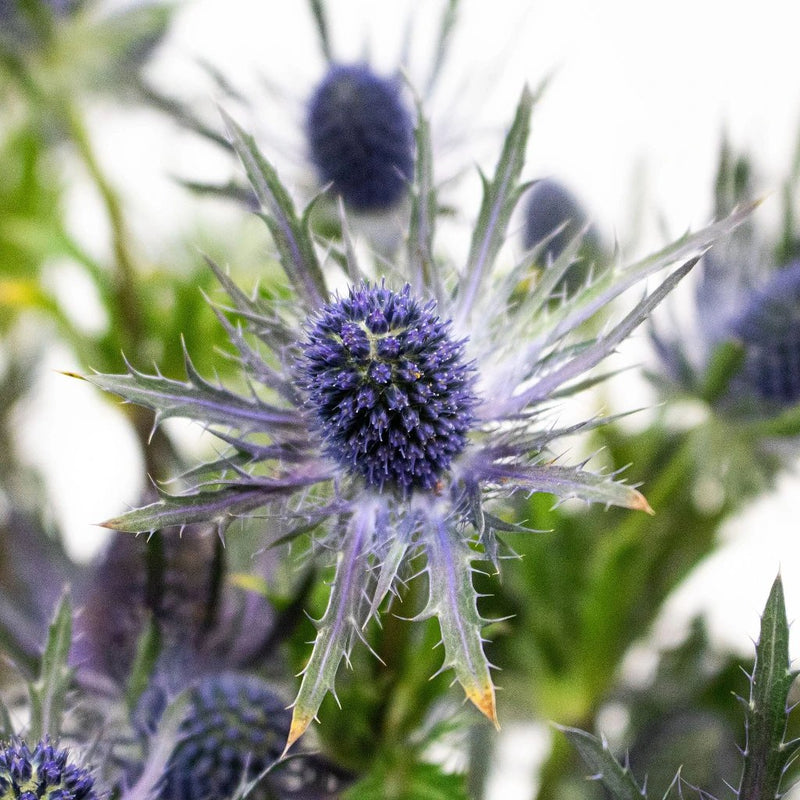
xmin=728 ymin=260 xmax=800 ymax=405
xmin=306 ymin=64 xmax=414 ymax=212
xmin=298 ymin=282 xmax=476 ymax=493
xmin=522 ymin=178 xmax=603 ymax=296
xmin=523 ymin=178 xmax=591 ymax=259
xmin=0 ymin=740 xmax=98 ymax=800
xmin=82 ymin=89 xmax=748 ymax=747
xmin=157 ymin=674 xmax=349 ymax=800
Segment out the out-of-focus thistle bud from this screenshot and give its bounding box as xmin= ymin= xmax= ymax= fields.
xmin=728 ymin=261 xmax=800 ymax=406
xmin=0 ymin=740 xmax=98 ymax=800
xmin=306 ymin=64 xmax=414 ymax=212
xmin=522 ymin=178 xmax=602 ymax=295
xmin=157 ymin=674 xmax=350 ymax=800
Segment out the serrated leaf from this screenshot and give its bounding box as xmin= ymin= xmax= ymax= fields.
xmin=286 ymin=505 xmax=377 ymax=751
xmin=28 ymin=592 xmax=72 ymax=742
xmin=700 ymin=339 xmax=746 ymax=403
xmin=455 ymin=84 xmax=537 ymax=325
xmin=407 ymin=100 xmax=443 ymax=302
xmin=424 ymin=520 xmax=497 ymax=727
xmin=221 ymin=110 xmax=328 ymax=311
xmin=738 ymin=574 xmax=799 ymax=799
xmin=479 ymin=461 xmax=652 ymax=514
xmin=507 ymin=258 xmax=698 ymax=412
xmin=560 ymin=726 xmax=647 ymax=800
xmin=125 ymin=615 xmax=161 ymax=712
xmin=101 ymin=483 xmax=299 ymax=534
xmin=542 ymin=201 xmax=758 ymax=346
xmin=83 ymin=351 xmax=300 ymax=433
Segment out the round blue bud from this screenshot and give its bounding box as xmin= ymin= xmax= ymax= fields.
xmin=306 ymin=64 xmax=414 ymax=212
xmin=0 ymin=740 xmax=97 ymax=800
xmin=158 ymin=674 xmax=349 ymax=800
xmin=523 ymin=179 xmax=589 ymax=259
xmin=730 ymin=260 xmax=800 ymax=405
xmin=298 ymin=283 xmax=477 ymax=493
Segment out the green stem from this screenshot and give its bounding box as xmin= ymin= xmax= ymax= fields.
xmin=61 ymin=100 xmax=179 ymax=480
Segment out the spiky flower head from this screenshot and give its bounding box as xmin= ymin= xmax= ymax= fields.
xmin=0 ymin=740 xmax=97 ymax=800
xmin=298 ymin=281 xmax=476 ymax=493
xmin=522 ymin=178 xmax=604 ymax=295
xmin=728 ymin=260 xmax=800 ymax=405
xmin=83 ymin=88 xmax=748 ymax=748
xmin=647 ymin=142 xmax=800 ymax=502
xmin=306 ymin=63 xmax=414 ymax=212
xmin=157 ymin=674 xmax=348 ymax=800
xmin=523 ymin=178 xmax=591 ymax=259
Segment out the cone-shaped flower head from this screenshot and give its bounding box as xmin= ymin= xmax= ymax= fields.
xmin=298 ymin=282 xmax=476 ymax=493
xmin=306 ymin=64 xmax=414 ymax=211
xmin=0 ymin=740 xmax=97 ymax=800
xmin=157 ymin=674 xmax=348 ymax=800
xmin=729 ymin=261 xmax=800 ymax=405
xmin=83 ymin=90 xmax=748 ymax=748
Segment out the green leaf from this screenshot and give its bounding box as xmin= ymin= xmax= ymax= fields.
xmin=700 ymin=339 xmax=746 ymax=403
xmin=120 ymin=689 xmax=190 ymax=800
xmin=0 ymin=695 xmax=13 ymax=739
xmin=101 ymin=485 xmax=277 ymax=534
xmin=221 ymin=110 xmax=328 ymax=311
xmin=407 ymin=98 xmax=443 ymax=302
xmin=560 ymin=726 xmax=647 ymax=800
xmin=28 ymin=592 xmax=72 ymax=742
xmin=82 ymin=348 xmax=300 ymax=432
xmin=286 ymin=505 xmax=376 ymax=750
xmin=343 ymin=760 xmax=469 ymax=800
xmin=125 ymin=614 xmax=161 ymax=712
xmin=455 ymin=83 xmax=538 ymax=325
xmin=423 ymin=520 xmax=497 ymax=727
xmin=738 ymin=574 xmax=800 ymax=799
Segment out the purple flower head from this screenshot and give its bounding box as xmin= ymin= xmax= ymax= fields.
xmin=523 ymin=178 xmax=590 ymax=260
xmin=0 ymin=740 xmax=97 ymax=800
xmin=306 ymin=64 xmax=414 ymax=212
xmin=522 ymin=178 xmax=602 ymax=295
xmin=157 ymin=674 xmax=349 ymax=800
xmin=297 ymin=282 xmax=476 ymax=493
xmin=728 ymin=260 xmax=800 ymax=405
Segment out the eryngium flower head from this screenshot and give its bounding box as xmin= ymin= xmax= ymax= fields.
xmin=522 ymin=178 xmax=603 ymax=295
xmin=297 ymin=282 xmax=476 ymax=492
xmin=729 ymin=261 xmax=800 ymax=405
xmin=0 ymin=740 xmax=97 ymax=800
xmin=158 ymin=674 xmax=348 ymax=800
xmin=523 ymin=178 xmax=591 ymax=259
xmin=306 ymin=63 xmax=414 ymax=211
xmin=84 ymin=91 xmax=747 ymax=747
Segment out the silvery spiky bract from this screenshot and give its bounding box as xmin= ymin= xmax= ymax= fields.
xmin=0 ymin=740 xmax=97 ymax=800
xmin=306 ymin=63 xmax=414 ymax=211
xmin=82 ymin=86 xmax=748 ymax=747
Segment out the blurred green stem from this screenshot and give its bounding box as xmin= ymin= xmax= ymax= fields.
xmin=61 ymin=100 xmax=178 ymax=480
xmin=61 ymin=101 xmax=144 ymax=346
